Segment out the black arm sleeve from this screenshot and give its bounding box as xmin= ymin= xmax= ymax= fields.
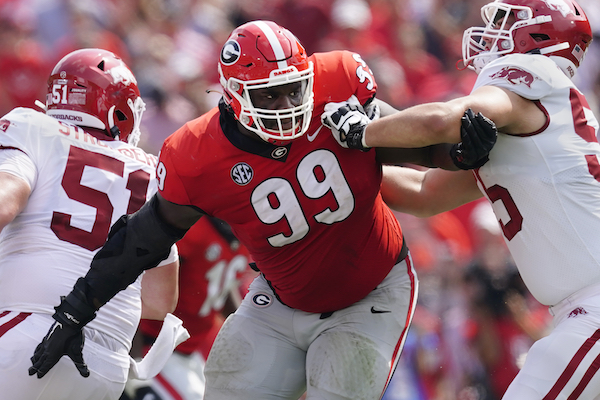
xmin=83 ymin=194 xmax=188 ymax=308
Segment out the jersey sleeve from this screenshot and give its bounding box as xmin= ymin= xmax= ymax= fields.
xmin=157 ymin=244 xmax=179 ymax=266
xmin=473 ymin=54 xmax=554 ymax=100
xmin=0 ymin=109 xmax=48 ymax=189
xmin=156 ymin=132 xmax=194 ymax=206
xmin=312 ymin=50 xmax=378 ymax=107
xmin=0 ymin=109 xmax=36 ymax=155
xmin=0 ymin=149 xmax=37 ymax=189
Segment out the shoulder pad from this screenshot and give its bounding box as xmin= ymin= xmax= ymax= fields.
xmin=473 ymin=54 xmax=557 ymax=100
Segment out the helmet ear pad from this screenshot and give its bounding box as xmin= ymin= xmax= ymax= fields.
xmin=45 ymin=48 xmax=145 ymax=145
xmin=218 ymin=20 xmax=314 ymax=144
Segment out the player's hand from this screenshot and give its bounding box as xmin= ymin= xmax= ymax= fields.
xmin=450 ymin=108 xmax=497 ymax=170
xmin=29 ymin=320 xmax=89 ymax=378
xmin=321 ymin=95 xmax=372 ymax=151
xmin=29 ymin=280 xmax=97 ymax=378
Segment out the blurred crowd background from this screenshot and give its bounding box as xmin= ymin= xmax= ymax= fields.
xmin=2 ymin=0 xmax=599 ymax=399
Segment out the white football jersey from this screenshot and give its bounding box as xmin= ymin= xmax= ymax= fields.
xmin=0 ymin=107 xmax=174 ymax=349
xmin=473 ymin=54 xmax=600 ymax=306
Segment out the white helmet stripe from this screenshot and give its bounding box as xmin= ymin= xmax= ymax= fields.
xmin=254 ymin=20 xmax=288 ymax=70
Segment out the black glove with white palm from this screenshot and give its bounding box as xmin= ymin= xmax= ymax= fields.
xmin=450 ymin=108 xmax=497 ymax=170
xmin=321 ymin=95 xmax=379 ymax=151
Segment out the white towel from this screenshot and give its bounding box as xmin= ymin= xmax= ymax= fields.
xmin=128 ymin=313 xmax=190 ymax=380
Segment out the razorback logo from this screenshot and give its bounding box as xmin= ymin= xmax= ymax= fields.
xmin=106 ymin=64 xmax=137 ymax=86
xmin=490 ymin=67 xmax=537 ymax=88
xmin=541 ymin=0 xmax=574 ymax=17
xmin=568 ymin=307 xmax=588 ymax=318
xmin=0 ymin=119 xmax=10 ymax=132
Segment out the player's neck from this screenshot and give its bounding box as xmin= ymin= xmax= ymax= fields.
xmin=236 ymin=121 xmax=264 ymax=143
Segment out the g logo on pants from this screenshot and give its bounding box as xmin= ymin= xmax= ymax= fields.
xmin=252 ymin=293 xmax=272 ymax=308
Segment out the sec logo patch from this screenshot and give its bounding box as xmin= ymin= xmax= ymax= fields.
xmin=231 ymin=162 xmax=253 ymax=185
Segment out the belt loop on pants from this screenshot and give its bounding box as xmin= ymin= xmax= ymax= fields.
xmin=396 ymin=237 xmax=409 ymax=264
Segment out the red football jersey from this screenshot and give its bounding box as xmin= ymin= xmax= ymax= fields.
xmin=157 ymin=50 xmax=404 ymax=313
xmin=139 ymin=217 xmax=251 ymax=357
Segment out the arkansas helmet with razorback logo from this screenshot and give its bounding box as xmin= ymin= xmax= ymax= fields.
xmin=462 ymin=0 xmax=593 ymax=77
xmin=45 ymin=48 xmax=146 ymax=146
xmin=218 ymin=20 xmax=314 ymax=144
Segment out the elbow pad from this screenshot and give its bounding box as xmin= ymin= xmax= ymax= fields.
xmin=84 ymin=195 xmax=188 ymax=308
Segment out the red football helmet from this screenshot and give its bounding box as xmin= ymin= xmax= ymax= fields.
xmin=462 ymin=0 xmax=593 ymax=77
xmin=218 ymin=20 xmax=314 ymax=144
xmin=45 ymin=48 xmax=145 ymax=146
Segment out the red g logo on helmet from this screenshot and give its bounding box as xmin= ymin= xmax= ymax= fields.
xmin=220 ymin=40 xmax=241 ymax=66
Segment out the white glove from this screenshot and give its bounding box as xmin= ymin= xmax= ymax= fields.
xmin=321 ymin=95 xmax=372 ymax=150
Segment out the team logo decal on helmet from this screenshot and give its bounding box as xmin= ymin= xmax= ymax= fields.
xmin=541 ymin=0 xmax=574 ymax=17
xmin=220 ymin=40 xmax=241 ymax=65
xmin=231 ymin=162 xmax=253 ymax=186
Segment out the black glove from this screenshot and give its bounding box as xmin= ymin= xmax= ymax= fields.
xmin=450 ymin=108 xmax=497 ymax=170
xmin=321 ymin=102 xmax=371 ymax=151
xmin=29 ymin=279 xmax=97 ymax=379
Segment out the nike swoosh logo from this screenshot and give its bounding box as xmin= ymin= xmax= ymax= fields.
xmin=371 ymin=306 xmax=391 ymax=314
xmin=307 ymin=125 xmax=323 ymax=142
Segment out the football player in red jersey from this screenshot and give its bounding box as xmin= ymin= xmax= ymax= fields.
xmin=124 ymin=217 xmax=254 ymax=400
xmin=30 ymin=21 xmax=496 ymax=400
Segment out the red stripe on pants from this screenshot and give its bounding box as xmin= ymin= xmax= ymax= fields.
xmin=379 ymin=255 xmax=417 ymax=400
xmin=0 ymin=312 xmax=32 ymax=337
xmin=155 ymin=372 xmax=185 ymax=400
xmin=543 ymin=329 xmax=600 ymax=400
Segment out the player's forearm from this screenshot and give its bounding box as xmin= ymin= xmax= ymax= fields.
xmin=84 ymin=195 xmax=189 ymax=309
xmin=381 ymin=166 xmax=481 ymax=217
xmin=364 ymin=102 xmax=464 ymax=148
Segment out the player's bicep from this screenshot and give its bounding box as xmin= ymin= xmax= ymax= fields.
xmin=141 ymin=258 xmax=179 ymax=320
xmin=0 ymin=149 xmax=35 ymax=230
xmin=0 ymin=171 xmax=31 ymax=231
xmin=463 ymin=85 xmax=544 ymax=134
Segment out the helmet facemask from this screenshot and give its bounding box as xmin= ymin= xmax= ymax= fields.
xmin=463 ymin=3 xmax=545 ymax=72
xmin=118 ymin=96 xmax=146 ymax=147
xmin=218 ymin=20 xmax=315 ymax=145
xmin=224 ymin=64 xmax=314 ymax=143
